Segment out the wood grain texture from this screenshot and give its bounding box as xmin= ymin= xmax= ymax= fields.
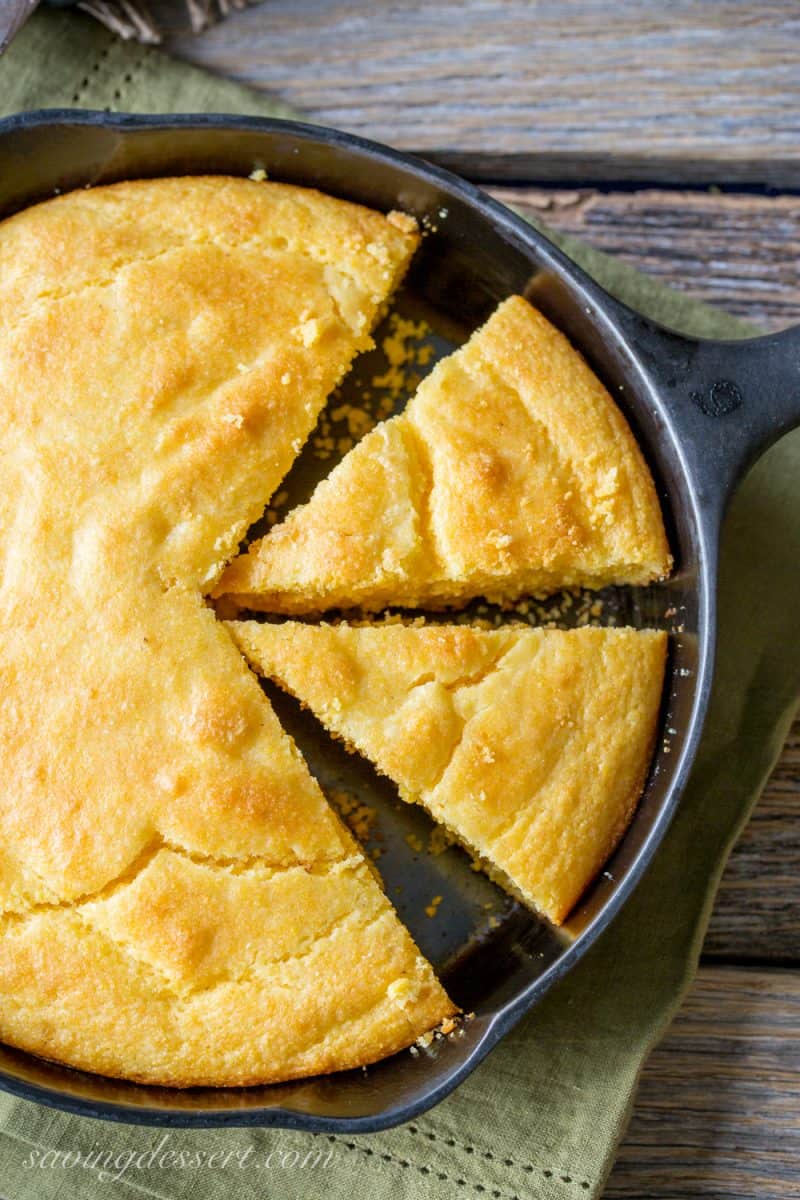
xmin=605 ymin=965 xmax=800 ymax=1198
xmin=706 ymin=720 xmax=800 ymax=963
xmin=166 ymin=0 xmax=800 ymax=184
xmin=491 ymin=187 xmax=800 ymax=331
xmin=0 ymin=0 xmax=38 ymax=54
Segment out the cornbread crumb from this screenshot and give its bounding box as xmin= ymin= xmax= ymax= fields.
xmin=425 ymin=895 xmax=443 ymax=919
xmin=328 ymin=789 xmax=377 ymax=843
xmin=248 ymin=167 xmax=268 ymax=181
xmin=388 ymin=977 xmax=413 ymax=1002
xmin=386 ymin=210 xmax=418 ymax=234
xmin=331 ymin=403 xmax=374 ymax=439
xmin=370 ymin=313 xmax=432 ymax=404
xmin=304 ymin=309 xmax=438 ymax=467
xmin=428 ymin=825 xmax=453 ymax=856
xmin=405 ymin=832 xmax=424 ymax=854
xmin=297 ymin=318 xmax=321 ymax=347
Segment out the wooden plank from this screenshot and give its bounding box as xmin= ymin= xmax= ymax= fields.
xmin=0 ymin=0 xmax=38 ymax=55
xmin=166 ymin=0 xmax=800 ymax=185
xmin=706 ymin=720 xmax=800 ymax=963
xmin=606 ymin=964 xmax=800 ymax=1198
xmin=490 ymin=187 xmax=800 ymax=331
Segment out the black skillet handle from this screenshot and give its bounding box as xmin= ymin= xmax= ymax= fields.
xmin=618 ymin=314 xmax=800 ymax=517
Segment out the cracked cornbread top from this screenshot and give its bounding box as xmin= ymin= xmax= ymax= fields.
xmin=216 ymin=296 xmax=671 ymax=613
xmin=229 ymin=621 xmax=667 ymax=926
xmin=0 ymin=176 xmax=454 ymax=1086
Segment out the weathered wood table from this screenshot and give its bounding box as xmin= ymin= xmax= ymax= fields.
xmin=167 ymin=5 xmax=800 ymax=1194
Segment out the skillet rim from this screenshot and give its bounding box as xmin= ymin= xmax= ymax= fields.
xmin=0 ymin=109 xmax=717 ymax=1132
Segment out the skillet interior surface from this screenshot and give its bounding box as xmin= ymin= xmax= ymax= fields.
xmin=0 ymin=112 xmax=711 ymax=1130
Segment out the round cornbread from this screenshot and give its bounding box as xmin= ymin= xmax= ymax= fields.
xmin=0 ymin=177 xmax=455 ymax=1086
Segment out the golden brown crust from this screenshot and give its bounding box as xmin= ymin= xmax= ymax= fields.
xmin=215 ymin=296 xmax=671 ymax=612
xmin=0 ymin=177 xmax=454 ymax=1085
xmin=228 ymin=621 xmax=667 ymax=925
xmin=0 ymin=853 xmax=451 ymax=1087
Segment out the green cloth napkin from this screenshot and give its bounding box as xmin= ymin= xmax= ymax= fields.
xmin=1 ymin=10 xmax=798 ymax=1199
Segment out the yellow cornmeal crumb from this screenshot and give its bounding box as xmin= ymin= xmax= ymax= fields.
xmin=331 ymin=404 xmax=375 ymax=439
xmin=410 ymin=1012 xmax=458 ymax=1056
xmin=297 ymin=318 xmax=321 ymax=347
xmin=387 ymin=977 xmax=413 ymax=1001
xmin=248 ymin=167 xmax=268 ymax=182
xmin=405 ymin=832 xmax=424 ymax=854
xmin=328 ymin=789 xmax=377 ymax=844
xmin=382 ymin=316 xmax=429 ymax=367
xmin=387 ymin=211 xmax=419 ymax=235
xmin=308 ymin=308 xmax=438 ymax=464
xmin=369 ymin=313 xmax=434 ymax=407
xmin=424 ymin=895 xmax=443 ymax=919
xmin=428 ymin=825 xmax=453 ymax=856
xmin=501 ymin=586 xmax=607 ymax=630
xmin=371 ymin=362 xmax=415 ymax=395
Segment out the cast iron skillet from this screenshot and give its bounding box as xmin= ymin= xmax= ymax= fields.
xmin=0 ymin=111 xmax=798 ymax=1133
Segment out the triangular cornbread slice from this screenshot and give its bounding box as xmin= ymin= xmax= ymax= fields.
xmin=0 ymin=177 xmax=454 ymax=1086
xmin=215 ymin=296 xmax=671 ymax=612
xmin=228 ymin=621 xmax=667 ymax=924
